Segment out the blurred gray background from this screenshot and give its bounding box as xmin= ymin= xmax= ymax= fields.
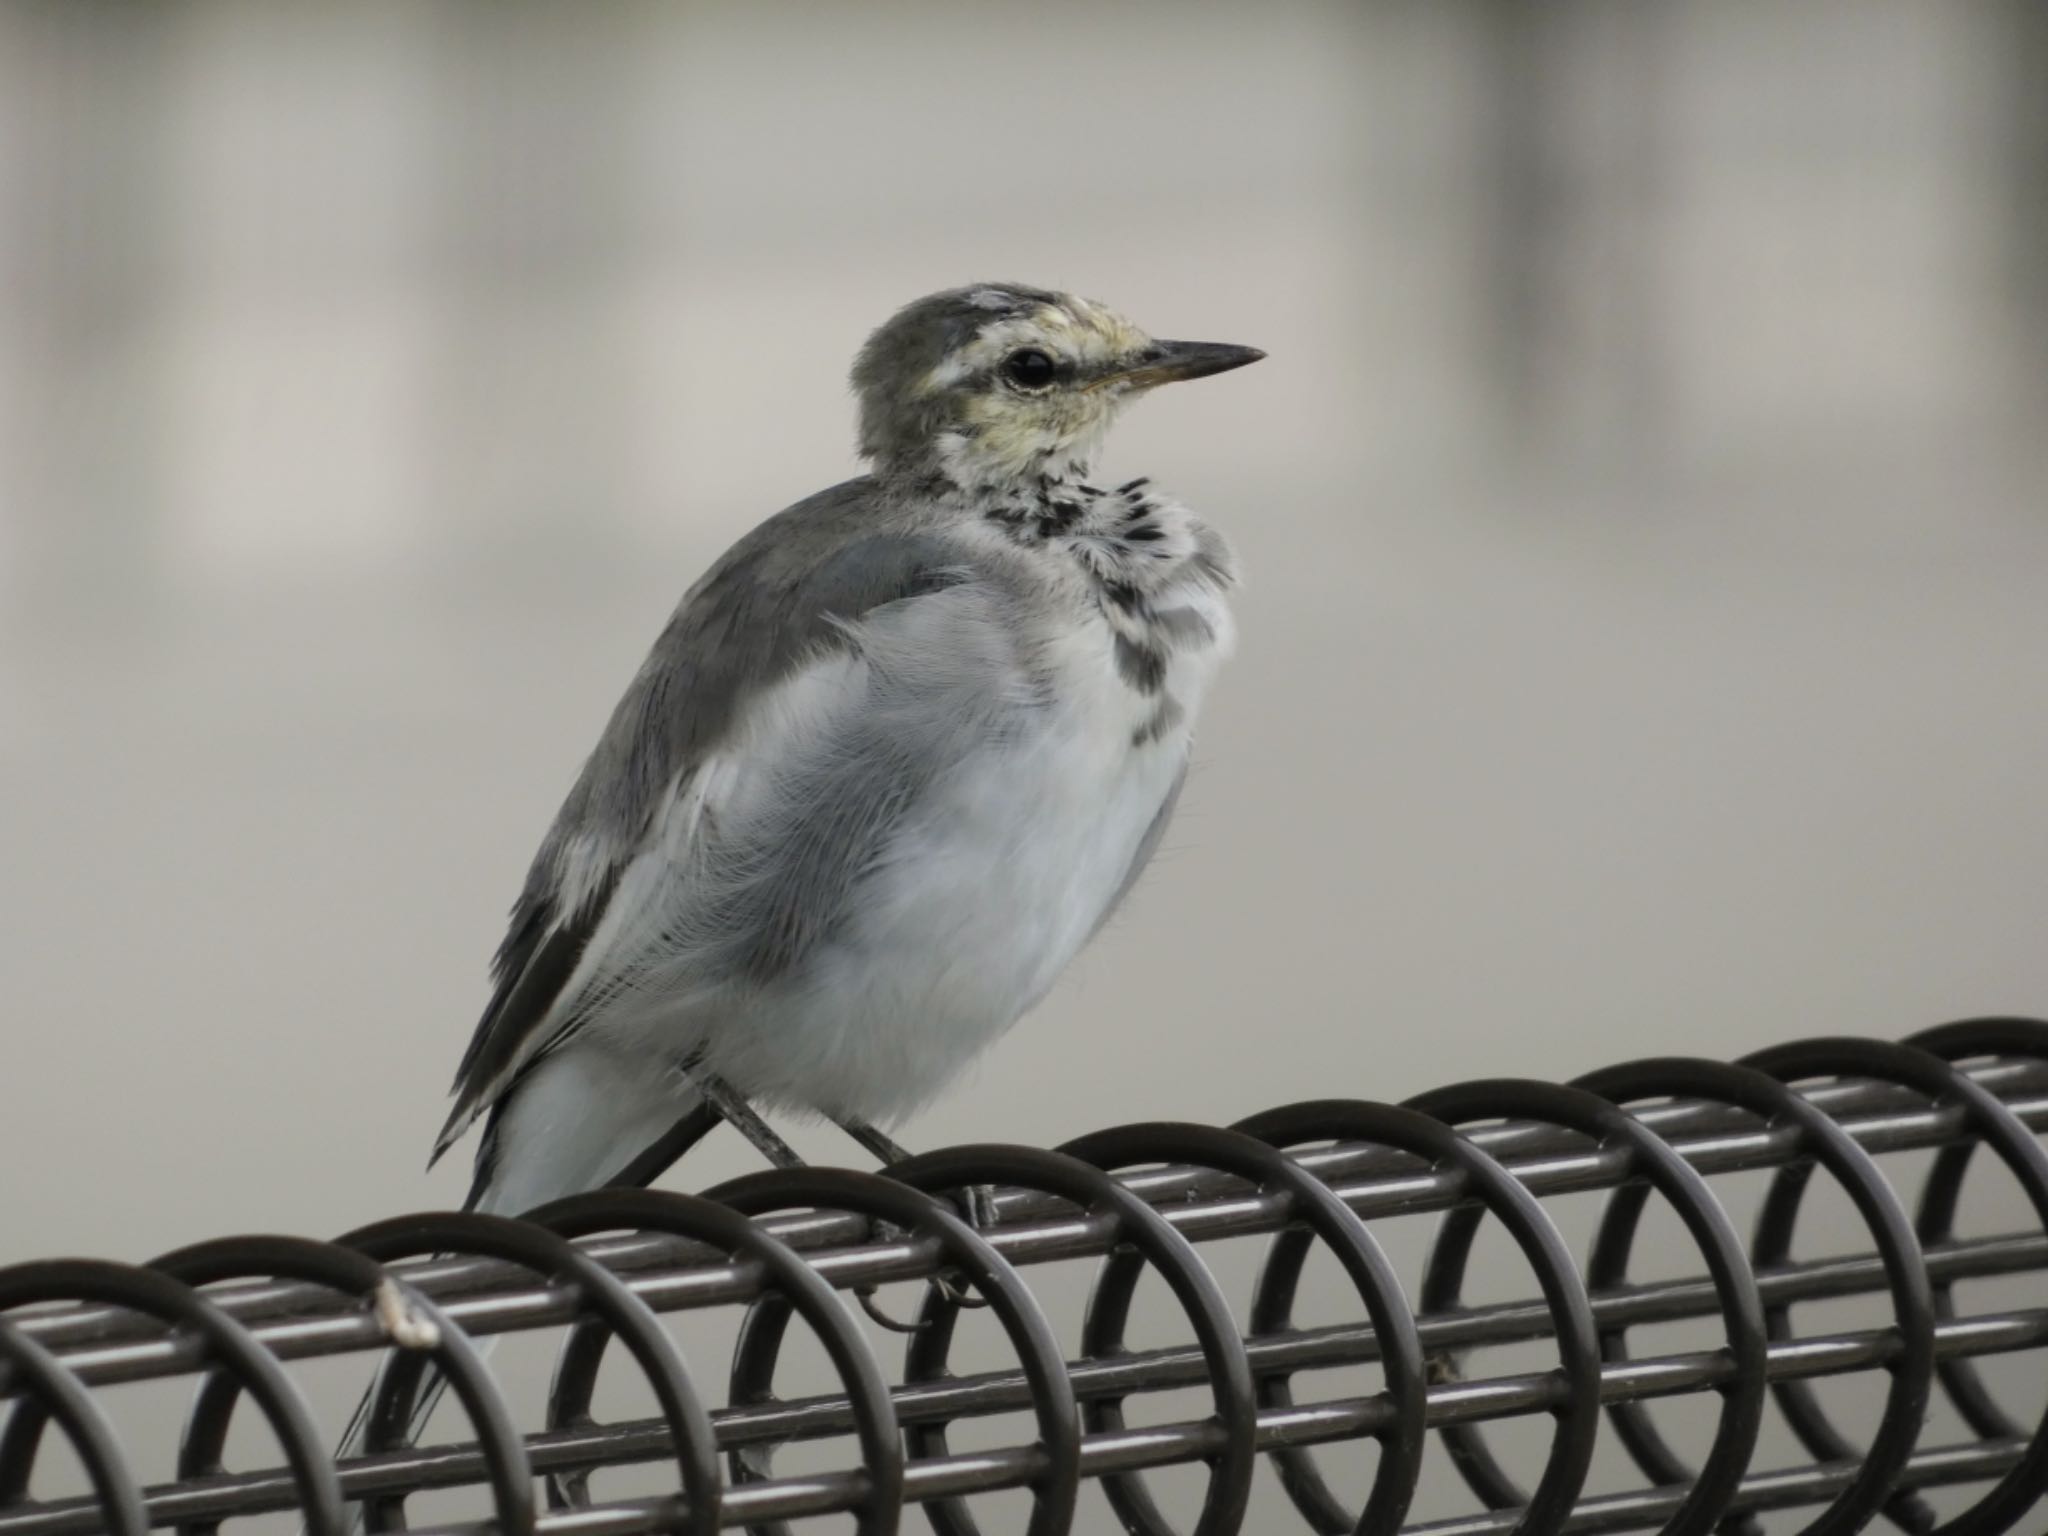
xmin=4 ymin=0 xmax=2047 ymax=1245
xmin=1 ymin=1 xmax=2046 ymax=1527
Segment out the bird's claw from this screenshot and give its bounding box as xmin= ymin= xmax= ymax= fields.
xmin=854 ymin=1269 xmax=983 ymax=1333
xmin=854 ymin=1283 xmax=925 ymax=1333
xmin=853 ymin=1187 xmax=1002 ymax=1330
xmin=960 ymin=1182 xmax=1000 ymax=1230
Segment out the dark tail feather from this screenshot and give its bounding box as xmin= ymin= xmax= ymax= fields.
xmin=326 ymin=1096 xmax=725 ymax=1532
xmin=604 ymin=1100 xmax=723 ymax=1189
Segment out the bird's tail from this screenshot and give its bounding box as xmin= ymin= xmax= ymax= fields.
xmin=329 ymin=1053 xmax=718 ymax=1530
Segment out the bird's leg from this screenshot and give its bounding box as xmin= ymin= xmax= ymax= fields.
xmin=679 ymin=1083 xmax=955 ymax=1333
xmin=834 ymin=1116 xmax=917 ymax=1167
xmin=682 ymin=1076 xmax=901 ymax=1330
xmin=829 ymin=1114 xmax=994 ymax=1324
xmin=692 ymin=1071 xmax=806 ymax=1170
xmin=833 ymin=1114 xmax=1000 ymax=1229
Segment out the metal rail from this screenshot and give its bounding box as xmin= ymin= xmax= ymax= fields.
xmin=1 ymin=1017 xmax=2044 ymax=1535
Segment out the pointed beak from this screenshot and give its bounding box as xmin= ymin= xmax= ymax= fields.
xmin=1101 ymin=339 xmax=1266 ymax=390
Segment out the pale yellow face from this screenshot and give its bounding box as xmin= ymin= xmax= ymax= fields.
xmin=918 ymin=293 xmax=1157 ymax=483
xmin=855 ymin=283 xmax=1261 ymax=483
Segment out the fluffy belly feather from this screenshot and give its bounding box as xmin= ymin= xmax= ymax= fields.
xmin=708 ymin=624 xmax=1207 ymax=1123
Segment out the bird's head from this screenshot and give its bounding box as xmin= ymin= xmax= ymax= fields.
xmin=852 ymin=283 xmax=1262 ymax=489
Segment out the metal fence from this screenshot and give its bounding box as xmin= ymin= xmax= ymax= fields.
xmin=3 ymin=1017 xmax=2045 ymax=1536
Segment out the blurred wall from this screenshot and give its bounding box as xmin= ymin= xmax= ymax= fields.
xmin=4 ymin=2 xmax=2046 ymax=1529
xmin=4 ymin=0 xmax=2046 ymax=1239
xmin=1 ymin=5 xmax=2045 ymax=1515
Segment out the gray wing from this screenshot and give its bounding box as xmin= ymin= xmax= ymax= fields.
xmin=433 ymin=478 xmax=976 ymax=1156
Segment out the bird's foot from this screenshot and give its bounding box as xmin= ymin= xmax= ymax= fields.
xmin=959 ymin=1181 xmax=1000 ymax=1230
xmin=855 ymin=1197 xmax=999 ymax=1330
xmin=838 ymin=1114 xmax=999 ymax=1330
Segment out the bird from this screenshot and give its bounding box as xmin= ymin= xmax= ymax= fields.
xmin=325 ymin=285 xmax=1260 ymax=1488
xmin=435 ymin=281 xmax=1262 ymax=1220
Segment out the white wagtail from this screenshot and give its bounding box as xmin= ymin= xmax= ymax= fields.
xmin=434 ymin=283 xmax=1261 ymax=1222
xmin=327 ymin=288 xmax=1260 ymax=1479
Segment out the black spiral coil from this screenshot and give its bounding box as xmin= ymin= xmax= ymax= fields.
xmin=2 ymin=1018 xmax=2046 ymax=1536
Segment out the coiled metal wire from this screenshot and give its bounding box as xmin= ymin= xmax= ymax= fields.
xmin=2 ymin=1017 xmax=2046 ymax=1535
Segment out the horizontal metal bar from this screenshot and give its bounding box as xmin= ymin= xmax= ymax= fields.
xmin=7 ymin=1300 xmax=2040 ymax=1536
xmin=1398 ymin=1440 xmax=2028 ymax=1536
xmin=399 ymin=1437 xmax=2026 ymax=1536
xmin=425 ymin=1432 xmax=2022 ymax=1536
xmin=492 ymin=1232 xmax=2048 ymax=1464
xmin=21 ymin=1064 xmax=2048 ymax=1395
xmin=4 ymin=1031 xmax=2043 ymax=1536
xmin=26 ymin=1063 xmax=2046 ymax=1364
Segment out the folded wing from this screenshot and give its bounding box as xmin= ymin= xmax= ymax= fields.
xmin=431 ymin=482 xmax=983 ymax=1159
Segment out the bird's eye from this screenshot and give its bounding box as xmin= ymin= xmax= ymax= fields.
xmin=1001 ymin=348 xmax=1057 ymax=390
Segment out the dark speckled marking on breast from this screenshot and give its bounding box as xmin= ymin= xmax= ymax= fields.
xmin=1132 ymin=696 xmax=1185 ymax=747
xmin=1113 ymin=632 xmax=1168 ymax=693
xmin=1100 ymin=578 xmax=1142 ymax=613
xmin=984 ymin=479 xmax=1205 ymax=711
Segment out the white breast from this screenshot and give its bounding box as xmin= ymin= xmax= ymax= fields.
xmin=702 ymin=576 xmax=1234 ymax=1125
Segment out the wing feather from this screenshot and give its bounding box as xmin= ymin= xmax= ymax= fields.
xmin=431 ymin=479 xmax=978 ymax=1157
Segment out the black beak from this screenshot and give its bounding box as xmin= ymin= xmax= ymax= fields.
xmin=1104 ymin=339 xmax=1266 ymax=389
